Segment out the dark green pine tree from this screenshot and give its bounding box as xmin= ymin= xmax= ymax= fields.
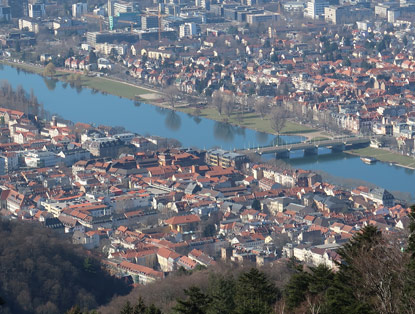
xmin=145 ymin=304 xmax=162 ymax=314
xmin=133 ymin=297 xmax=147 ymax=314
xmin=207 ymin=275 xmax=236 ymax=314
xmin=321 ymin=225 xmax=380 ymax=314
xmin=120 ymin=300 xmax=134 ymax=314
xmin=173 ymin=286 xmax=212 ymax=314
xmin=284 ymin=264 xmax=335 ymax=312
xmin=234 ymin=268 xmax=280 ymax=314
xmin=284 ymin=267 xmax=311 ymax=310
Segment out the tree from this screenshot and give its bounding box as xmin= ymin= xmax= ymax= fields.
xmin=89 ymin=51 xmax=98 ymax=64
xmin=254 ymin=98 xmax=269 ymax=119
xmin=120 ymin=301 xmax=134 ymax=314
xmin=251 ymin=199 xmax=261 ymax=211
xmin=234 ymin=268 xmax=280 ymax=314
xmin=344 ymin=58 xmax=351 ymax=67
xmin=270 ymin=107 xmax=288 ymax=135
xmin=67 ymin=47 xmax=75 ymax=58
xmin=43 ymin=62 xmax=56 ymax=77
xmin=207 ymin=275 xmax=236 ymax=314
xmin=222 ymin=93 xmax=235 ymax=118
xmin=211 ymin=90 xmax=224 ymax=115
xmin=173 ymin=286 xmax=211 ymax=314
xmin=403 ymin=36 xmax=408 ymax=46
xmin=165 ymin=85 xmax=180 ymax=109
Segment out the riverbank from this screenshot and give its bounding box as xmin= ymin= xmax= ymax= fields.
xmin=346 ymin=147 xmax=415 ymax=170
xmin=1 ymin=60 xmax=320 ymax=138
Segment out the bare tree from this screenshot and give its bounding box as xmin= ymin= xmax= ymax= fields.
xmin=270 ymin=107 xmax=288 ymax=135
xmin=255 ymin=98 xmax=270 ymax=119
xmin=346 ymin=236 xmax=408 ymax=314
xmin=211 ymin=90 xmax=224 ymax=115
xmin=222 ymin=93 xmax=235 ymax=118
xmin=165 ymin=85 xmax=180 ymax=109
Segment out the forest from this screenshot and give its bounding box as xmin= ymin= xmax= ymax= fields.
xmin=0 ymin=220 xmax=131 ymax=314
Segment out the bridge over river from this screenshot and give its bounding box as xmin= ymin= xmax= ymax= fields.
xmin=238 ymin=136 xmax=372 ymax=158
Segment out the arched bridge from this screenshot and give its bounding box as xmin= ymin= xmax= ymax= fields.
xmin=238 ymin=136 xmax=372 ymax=158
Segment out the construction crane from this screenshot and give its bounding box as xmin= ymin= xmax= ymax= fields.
xmin=144 ymin=8 xmax=168 ymax=42
xmin=117 ymin=20 xmax=136 ymax=33
xmin=83 ymin=13 xmax=105 ymax=32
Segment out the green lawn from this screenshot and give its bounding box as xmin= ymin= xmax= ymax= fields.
xmin=182 ymin=106 xmax=314 ymax=136
xmin=78 ymin=76 xmax=151 ymax=99
xmin=347 ymin=147 xmax=415 ymax=168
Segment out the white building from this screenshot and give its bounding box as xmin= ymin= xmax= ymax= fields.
xmin=24 ymin=151 xmax=61 ymax=168
xmin=179 ymin=22 xmax=198 ymax=38
xmin=246 ymin=12 xmax=280 ymax=24
xmin=305 ymin=0 xmax=329 ymax=19
xmin=18 ymin=18 xmax=40 ymax=33
xmin=28 ymin=3 xmax=45 ymax=18
xmin=72 ymin=3 xmax=88 ymax=18
xmin=97 ymin=58 xmax=112 ymax=70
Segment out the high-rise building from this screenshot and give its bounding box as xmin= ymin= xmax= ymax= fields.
xmin=108 ymin=0 xmax=113 ymax=17
xmin=305 ymin=0 xmax=329 ymax=19
xmin=72 ymin=2 xmax=88 ymax=18
xmin=324 ymin=5 xmax=349 ymax=24
xmin=141 ymin=15 xmax=159 ymax=30
xmin=28 ymin=2 xmax=45 ymax=17
xmin=179 ymin=22 xmax=198 ymax=37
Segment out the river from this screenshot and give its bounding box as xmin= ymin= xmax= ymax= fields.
xmin=0 ymin=64 xmax=414 ymax=197
xmin=0 ymin=64 xmax=303 ymax=150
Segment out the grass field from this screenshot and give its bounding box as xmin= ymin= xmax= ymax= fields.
xmin=347 ymin=147 xmax=415 ymax=169
xmin=182 ymin=106 xmax=314 ymax=136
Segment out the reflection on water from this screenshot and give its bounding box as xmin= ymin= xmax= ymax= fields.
xmin=165 ymin=110 xmax=181 ymax=131
xmin=214 ymin=121 xmax=236 ymax=142
xmin=43 ymin=77 xmax=57 ymax=91
xmin=256 ymin=131 xmax=269 ymax=144
xmin=75 ymin=84 xmax=83 ymax=94
xmin=155 ymin=106 xmax=168 ymax=115
xmin=193 ymin=116 xmax=201 ymax=124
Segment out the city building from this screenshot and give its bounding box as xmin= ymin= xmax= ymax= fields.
xmin=72 ymin=2 xmax=88 ymax=18
xmin=305 ymin=0 xmax=329 ymax=19
xmin=179 ymin=22 xmax=198 ymax=38
xmin=28 ymin=2 xmax=45 ymax=18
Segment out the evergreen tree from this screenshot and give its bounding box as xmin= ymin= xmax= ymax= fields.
xmin=284 ymin=268 xmax=310 ymax=310
xmin=234 ymin=268 xmax=280 ymax=314
xmin=251 ymin=199 xmax=261 ymax=211
xmin=173 ymin=286 xmax=211 ymax=314
xmin=145 ymin=304 xmax=162 ymax=314
xmin=207 ymin=275 xmax=236 ymax=314
xmin=132 ymin=297 xmax=146 ymax=314
xmin=120 ymin=300 xmax=134 ymax=314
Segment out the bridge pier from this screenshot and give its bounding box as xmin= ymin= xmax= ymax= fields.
xmin=331 ymin=143 xmax=345 ymax=152
xmin=304 ymin=147 xmax=318 ymax=156
xmin=275 ymin=150 xmax=290 ymax=159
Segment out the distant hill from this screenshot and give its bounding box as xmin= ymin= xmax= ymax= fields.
xmin=0 ymin=220 xmax=131 ymax=314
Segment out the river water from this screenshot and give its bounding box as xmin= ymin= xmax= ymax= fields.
xmin=1 ymin=65 xmax=414 ymax=197
xmin=0 ymin=65 xmax=303 ymax=150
